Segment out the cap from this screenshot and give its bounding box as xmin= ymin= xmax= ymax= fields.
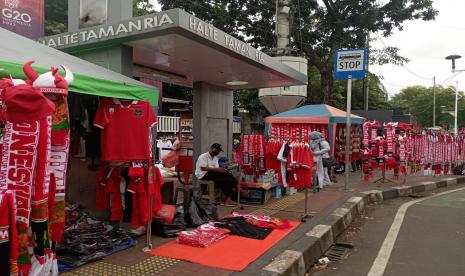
xmin=210 ymin=143 xmax=223 ymax=152
xmin=3 ymin=84 xmax=55 ymax=123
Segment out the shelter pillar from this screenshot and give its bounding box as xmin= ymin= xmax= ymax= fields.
xmin=193 ymin=82 xmax=233 ymax=167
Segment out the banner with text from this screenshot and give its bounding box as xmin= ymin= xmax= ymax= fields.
xmin=0 ymin=0 xmax=44 ymax=39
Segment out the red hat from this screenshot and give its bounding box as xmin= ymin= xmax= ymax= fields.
xmin=23 ymin=61 xmax=74 ymax=97
xmin=3 ymin=84 xmax=55 ymax=122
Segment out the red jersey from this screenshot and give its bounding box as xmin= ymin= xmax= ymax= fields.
xmin=94 ymin=99 xmax=157 ymax=162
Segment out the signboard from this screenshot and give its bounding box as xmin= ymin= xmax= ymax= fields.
xmin=0 ymin=0 xmax=44 ymax=39
xmin=39 ymin=11 xmax=175 ymax=48
xmin=334 ymin=48 xmax=366 ymax=80
xmin=79 ymin=0 xmax=107 ymax=29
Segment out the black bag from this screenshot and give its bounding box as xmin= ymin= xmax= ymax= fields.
xmin=322 ymin=156 xmax=338 ymax=168
xmin=198 ymin=201 xmax=218 ymax=221
xmin=153 ymin=205 xmax=188 ymax=238
xmin=185 ymin=197 xmax=214 ymax=227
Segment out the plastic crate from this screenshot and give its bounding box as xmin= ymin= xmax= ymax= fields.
xmin=240 ymin=187 xmax=272 ymax=204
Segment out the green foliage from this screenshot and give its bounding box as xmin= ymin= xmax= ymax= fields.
xmin=233 ymin=90 xmax=268 ymax=119
xmin=390 ymin=85 xmax=465 ymax=128
xmin=45 ymin=0 xmax=67 ymax=36
xmin=133 ymin=0 xmax=155 ymax=17
xmin=158 ymin=0 xmax=437 ymax=109
xmin=309 ymin=71 xmax=390 ymax=110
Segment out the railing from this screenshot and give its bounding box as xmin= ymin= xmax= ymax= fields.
xmin=157 ymin=116 xmax=180 ymax=133
xmin=233 ymin=120 xmax=241 ymax=133
xmin=157 ymin=116 xmax=241 ymax=133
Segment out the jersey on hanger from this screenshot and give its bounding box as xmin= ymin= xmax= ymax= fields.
xmin=94 ymin=99 xmax=157 ymax=162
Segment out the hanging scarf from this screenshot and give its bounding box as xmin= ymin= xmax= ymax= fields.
xmin=30 ymin=115 xmax=52 ymax=266
xmin=0 ymin=83 xmax=55 ymax=275
xmin=249 ymin=135 xmax=255 ymax=167
xmin=362 ymin=122 xmax=372 ymax=181
xmin=0 ymin=190 xmax=18 ymax=276
xmin=398 ymin=134 xmax=407 ymax=175
xmin=48 ymin=98 xmax=70 ymax=245
xmin=369 ymin=122 xmax=379 ymax=169
xmin=242 ymin=135 xmax=249 ymax=166
xmin=0 ymin=120 xmax=45 ymax=274
xmin=258 ymin=135 xmax=265 ymax=170
xmin=384 ymin=123 xmax=396 ymax=169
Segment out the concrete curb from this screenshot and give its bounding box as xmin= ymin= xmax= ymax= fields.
xmin=261 ymin=176 xmax=465 ymax=276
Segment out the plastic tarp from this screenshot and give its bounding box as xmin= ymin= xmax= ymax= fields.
xmin=0 ymin=28 xmax=158 ymax=106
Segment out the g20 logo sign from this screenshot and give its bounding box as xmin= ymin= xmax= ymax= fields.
xmin=2 ymin=0 xmax=32 ymax=23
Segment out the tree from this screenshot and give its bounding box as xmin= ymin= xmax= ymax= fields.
xmin=390 ymin=85 xmax=465 ymax=128
xmin=45 ymin=0 xmax=67 ymax=36
xmin=133 ymin=0 xmax=156 ymax=17
xmin=158 ymin=0 xmax=436 ymax=106
xmin=311 ymin=70 xmax=390 ymax=110
xmin=234 ymin=90 xmax=268 ymax=119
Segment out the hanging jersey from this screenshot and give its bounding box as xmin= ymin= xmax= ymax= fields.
xmin=94 ymin=99 xmax=157 ymax=162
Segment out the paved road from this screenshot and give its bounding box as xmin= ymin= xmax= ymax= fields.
xmin=310 ymin=187 xmax=465 ymax=276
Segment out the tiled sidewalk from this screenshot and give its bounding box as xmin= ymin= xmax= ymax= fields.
xmin=62 ymin=171 xmax=451 ymax=275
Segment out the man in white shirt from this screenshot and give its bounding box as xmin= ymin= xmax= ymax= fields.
xmin=195 ymin=143 xmax=237 ymax=204
xmin=157 ymin=138 xmax=173 ymax=161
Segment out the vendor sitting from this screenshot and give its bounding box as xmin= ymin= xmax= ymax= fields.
xmin=195 ymin=143 xmax=237 ymax=205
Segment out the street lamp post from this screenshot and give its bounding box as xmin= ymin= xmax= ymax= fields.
xmin=445 ymin=54 xmax=464 ymax=134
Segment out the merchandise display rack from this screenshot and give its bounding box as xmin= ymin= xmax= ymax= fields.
xmin=232 ymin=134 xmax=314 ymax=222
xmin=373 ymin=162 xmax=401 ymax=185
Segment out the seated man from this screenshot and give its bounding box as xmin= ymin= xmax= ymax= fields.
xmin=195 ymin=143 xmax=237 ymax=205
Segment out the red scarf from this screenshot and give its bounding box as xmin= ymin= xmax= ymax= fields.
xmin=0 ymin=120 xmax=45 ymax=274
xmin=0 ymin=190 xmax=18 ymax=276
xmin=47 ymin=98 xmax=70 ymax=245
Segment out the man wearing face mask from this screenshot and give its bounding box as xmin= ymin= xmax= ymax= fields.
xmin=195 ymin=143 xmax=237 ymax=205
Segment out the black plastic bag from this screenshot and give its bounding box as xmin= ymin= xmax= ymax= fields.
xmin=185 ymin=197 xmax=213 ymax=227
xmin=199 ymin=201 xmax=218 ymax=221
xmin=322 ymin=156 xmax=338 ymax=168
xmin=153 ymin=205 xmax=188 ymax=238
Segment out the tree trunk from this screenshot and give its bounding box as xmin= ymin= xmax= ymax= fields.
xmin=320 ymin=48 xmax=336 ymax=104
xmin=320 ymin=67 xmax=332 ymax=104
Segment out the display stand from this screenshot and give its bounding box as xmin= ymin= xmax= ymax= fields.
xmin=143 ymin=194 xmax=154 ymax=252
xmin=232 ymin=135 xmax=314 ymax=222
xmin=373 ymin=161 xmax=399 ymax=185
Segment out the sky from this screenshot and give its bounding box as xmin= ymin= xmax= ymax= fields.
xmin=148 ymin=0 xmax=465 ymax=97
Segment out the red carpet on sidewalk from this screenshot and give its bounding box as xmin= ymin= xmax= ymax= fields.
xmin=150 ymin=221 xmax=300 ymax=271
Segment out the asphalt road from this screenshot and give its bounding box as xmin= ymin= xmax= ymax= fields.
xmin=310 ymin=186 xmax=465 ymax=276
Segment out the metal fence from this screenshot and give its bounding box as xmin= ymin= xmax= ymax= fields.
xmin=157 ymin=116 xmax=241 ymax=133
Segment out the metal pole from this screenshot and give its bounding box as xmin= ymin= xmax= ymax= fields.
xmin=143 ymin=193 xmax=154 ymax=252
xmin=433 ymin=76 xmax=436 ymax=127
xmin=455 ymin=81 xmax=459 ymax=134
xmin=364 ymin=33 xmax=370 ymax=111
xmin=275 ymin=0 xmax=279 ymax=47
xmin=345 ymin=78 xmax=352 ymax=191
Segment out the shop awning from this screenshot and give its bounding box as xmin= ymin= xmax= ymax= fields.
xmin=264 ymin=104 xmax=365 ymax=124
xmin=0 ymin=28 xmax=158 ymax=106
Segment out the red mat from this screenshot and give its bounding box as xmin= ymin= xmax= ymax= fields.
xmin=150 ymin=221 xmax=300 ymax=271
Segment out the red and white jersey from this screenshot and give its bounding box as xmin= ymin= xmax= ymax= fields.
xmin=94 ymin=98 xmax=157 ymax=162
